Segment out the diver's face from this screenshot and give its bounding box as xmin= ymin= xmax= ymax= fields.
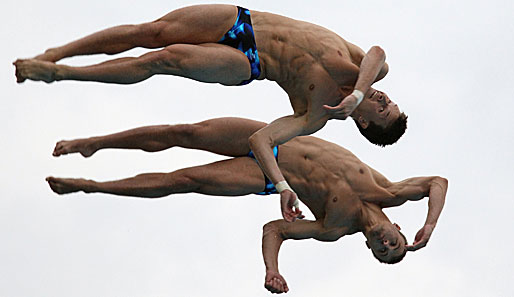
xmin=367 ymin=223 xmax=405 ymax=262
xmin=358 ymin=89 xmax=400 ymax=128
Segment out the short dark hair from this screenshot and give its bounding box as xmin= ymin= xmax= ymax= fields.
xmin=354 ymin=112 xmax=408 ymax=147
xmin=371 ymin=230 xmax=408 ymax=264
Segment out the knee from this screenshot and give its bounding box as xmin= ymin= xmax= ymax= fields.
xmin=145 ymin=45 xmax=189 ymax=73
xmin=168 ymin=170 xmax=200 ymax=193
xmin=173 ymin=123 xmax=206 ymax=143
xmin=136 ymin=21 xmax=168 ymax=47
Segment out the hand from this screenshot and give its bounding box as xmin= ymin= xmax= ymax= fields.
xmin=406 ymin=224 xmax=435 ymax=251
xmin=265 ymin=270 xmax=289 ymax=294
xmin=280 ymin=190 xmax=304 ymax=222
xmin=323 ymin=93 xmax=360 ymax=120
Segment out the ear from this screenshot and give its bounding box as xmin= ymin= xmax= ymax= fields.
xmin=393 ymin=223 xmax=401 ymax=231
xmin=358 ymin=115 xmax=369 ymax=129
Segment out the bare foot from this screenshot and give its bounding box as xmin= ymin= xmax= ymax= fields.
xmin=46 ymin=177 xmax=85 ymax=195
xmin=53 ymin=139 xmax=96 ymax=158
xmin=13 ymin=59 xmax=59 ymax=83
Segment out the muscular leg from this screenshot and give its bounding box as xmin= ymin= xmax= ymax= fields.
xmin=46 ymin=157 xmax=267 ymax=197
xmin=15 ymin=43 xmax=251 ymax=84
xmin=53 ymin=117 xmax=267 ymax=158
xmin=14 ymin=4 xmax=251 ymax=84
xmin=36 ymin=4 xmax=239 ymax=62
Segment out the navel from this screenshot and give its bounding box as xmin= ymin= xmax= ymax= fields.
xmin=309 ymin=84 xmax=315 ymax=91
xmin=359 ymin=168 xmax=365 ymax=174
xmin=337 ymin=50 xmax=343 ymax=57
xmin=332 ymin=197 xmax=338 ymax=203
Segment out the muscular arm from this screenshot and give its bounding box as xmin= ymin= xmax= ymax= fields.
xmin=323 ymin=46 xmax=388 ymax=119
xmin=248 ymin=114 xmax=327 ymax=221
xmin=262 ymin=219 xmax=343 ymax=293
xmin=353 ymin=46 xmax=388 ymax=93
xmin=384 ymin=176 xmax=449 ymax=250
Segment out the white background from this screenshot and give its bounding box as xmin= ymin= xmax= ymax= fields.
xmin=2 ymin=0 xmax=514 ymax=296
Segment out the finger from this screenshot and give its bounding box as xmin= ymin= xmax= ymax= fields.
xmin=294 ymin=208 xmax=304 ymax=219
xmin=271 ymin=279 xmax=282 ymax=293
xmin=323 ymin=105 xmax=346 ymax=113
xmin=283 ymin=211 xmax=294 ymax=223
xmin=265 ymin=284 xmax=279 ymax=294
xmin=323 ymin=104 xmax=339 ymax=110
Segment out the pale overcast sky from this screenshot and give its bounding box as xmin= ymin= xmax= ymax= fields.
xmin=2 ymin=0 xmax=514 ymax=296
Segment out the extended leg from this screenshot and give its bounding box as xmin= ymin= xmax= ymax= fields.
xmin=53 ymin=117 xmax=267 ymax=158
xmin=15 ymin=42 xmax=251 ymax=85
xmin=47 ymin=157 xmax=267 ymax=197
xmin=35 ymin=4 xmax=239 ymax=62
xmin=14 ymin=5 xmax=251 ymax=84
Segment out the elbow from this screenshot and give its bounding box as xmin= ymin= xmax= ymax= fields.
xmin=263 ymin=220 xmax=285 ymax=239
xmin=432 ymin=176 xmax=449 ymax=195
xmin=249 ymin=131 xmax=273 ymax=151
xmin=248 ymin=132 xmax=260 ymax=151
xmin=434 ymin=176 xmax=448 ymax=187
xmin=370 ymin=46 xmax=386 ymax=60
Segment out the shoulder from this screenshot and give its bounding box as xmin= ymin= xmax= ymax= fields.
xmin=366 ymin=165 xmax=393 ymax=188
xmin=344 ymin=41 xmax=366 ymax=66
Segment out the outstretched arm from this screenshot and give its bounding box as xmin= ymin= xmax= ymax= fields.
xmin=324 ymin=46 xmax=388 ymax=119
xmin=249 ymin=114 xmax=327 ymax=222
xmin=262 ymin=219 xmax=343 ymax=293
xmin=383 ymin=176 xmax=449 ymax=251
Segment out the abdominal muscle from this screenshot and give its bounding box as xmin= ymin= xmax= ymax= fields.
xmin=250 ymin=10 xmax=354 ymax=84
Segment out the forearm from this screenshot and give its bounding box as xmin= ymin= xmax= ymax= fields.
xmin=249 ymin=135 xmax=285 ymax=185
xmin=424 ymin=177 xmax=448 ymax=227
xmin=248 ymin=117 xmax=305 ymax=185
xmin=262 ymin=222 xmax=285 ymax=272
xmin=354 ymin=46 xmax=386 ymax=93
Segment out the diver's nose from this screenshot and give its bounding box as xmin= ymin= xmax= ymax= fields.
xmin=377 ymin=94 xmax=388 ymax=106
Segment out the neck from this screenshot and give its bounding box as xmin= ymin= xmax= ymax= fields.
xmin=359 ymin=202 xmax=391 ymax=235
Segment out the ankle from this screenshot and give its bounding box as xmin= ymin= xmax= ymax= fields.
xmin=54 ymin=64 xmax=66 ymax=81
xmin=82 ymin=179 xmax=95 ymax=193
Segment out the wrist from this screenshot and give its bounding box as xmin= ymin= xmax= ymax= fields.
xmin=275 ymin=181 xmax=294 ymax=193
xmin=424 ymin=223 xmax=436 ymax=229
xmin=351 ymin=89 xmax=364 ymax=105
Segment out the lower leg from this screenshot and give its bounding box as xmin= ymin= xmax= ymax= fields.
xmin=53 ymin=124 xmax=196 ymax=157
xmin=46 ymin=171 xmax=195 ymax=198
xmin=36 ymin=22 xmax=168 ymax=62
xmin=15 ymin=53 xmax=156 ymax=84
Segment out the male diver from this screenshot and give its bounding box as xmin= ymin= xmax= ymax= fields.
xmin=46 ymin=117 xmax=447 ymax=294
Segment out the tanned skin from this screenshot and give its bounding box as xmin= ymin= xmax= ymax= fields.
xmin=46 ymin=117 xmax=447 ymax=294
xmin=15 ymin=5 xmax=402 ymax=221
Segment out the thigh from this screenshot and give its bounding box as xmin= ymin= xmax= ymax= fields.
xmin=185 ymin=157 xmax=267 ymax=196
xmin=185 ymin=118 xmax=268 ymax=157
xmin=154 ymin=4 xmax=238 ymax=44
xmin=160 ymin=43 xmax=251 ymax=85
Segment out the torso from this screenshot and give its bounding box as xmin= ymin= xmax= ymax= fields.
xmin=251 ymin=11 xmax=363 ymax=115
xmin=278 ymin=136 xmax=394 ymax=233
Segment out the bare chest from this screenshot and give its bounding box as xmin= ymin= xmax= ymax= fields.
xmin=323 ymin=195 xmax=363 ymax=233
